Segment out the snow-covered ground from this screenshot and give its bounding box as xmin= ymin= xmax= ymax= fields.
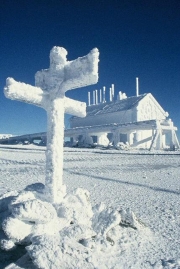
xmin=0 ymin=145 xmax=180 ymax=268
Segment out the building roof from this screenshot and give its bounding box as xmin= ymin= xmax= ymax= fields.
xmin=86 ymin=93 xmax=147 ymax=117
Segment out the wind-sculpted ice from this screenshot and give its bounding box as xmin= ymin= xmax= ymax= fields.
xmin=0 ymin=186 xmax=145 ymax=268
xmin=57 ymin=188 xmax=93 ymax=226
xmin=92 ymin=203 xmax=121 ymax=236
xmin=27 ymin=234 xmax=94 ymax=269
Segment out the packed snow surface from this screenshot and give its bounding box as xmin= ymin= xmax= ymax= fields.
xmin=0 ymin=145 xmax=180 ymax=268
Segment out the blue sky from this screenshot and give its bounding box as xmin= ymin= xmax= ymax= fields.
xmin=0 ymin=0 xmax=180 ymax=138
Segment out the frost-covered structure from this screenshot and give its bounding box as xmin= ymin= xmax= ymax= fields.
xmin=4 ymin=46 xmax=99 ymax=203
xmin=1 ymin=48 xmax=152 ymax=268
xmin=66 ymin=81 xmax=179 ymax=150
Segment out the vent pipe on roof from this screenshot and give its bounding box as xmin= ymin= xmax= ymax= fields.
xmin=117 ymin=91 xmax=127 ymax=100
xmin=119 ymin=91 xmax=122 ymax=100
xmin=109 ymin=87 xmax=112 ymax=102
xmin=103 ymin=86 xmax=106 ymax=103
xmin=95 ymin=89 xmax=98 ymax=104
xmin=88 ymin=92 xmax=91 ymax=106
xmin=111 ymin=84 xmax=114 ymax=101
xmin=99 ymin=89 xmax=102 ymax=103
xmin=93 ymin=90 xmax=95 ymax=105
xmin=136 ymin=77 xmax=139 ymax=96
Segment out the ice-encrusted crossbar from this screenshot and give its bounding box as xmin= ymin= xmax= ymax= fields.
xmin=4 ymin=46 xmax=99 ymax=203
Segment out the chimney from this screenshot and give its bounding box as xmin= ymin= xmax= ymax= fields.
xmin=99 ymin=89 xmax=102 ymax=103
xmin=103 ymin=86 xmax=106 ymax=103
xmin=88 ymin=92 xmax=91 ymax=106
xmin=136 ymin=77 xmax=139 ymax=96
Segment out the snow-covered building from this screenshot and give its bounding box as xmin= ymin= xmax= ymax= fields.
xmin=0 ymin=134 xmax=12 ymax=139
xmin=65 ymin=81 xmax=179 ymax=150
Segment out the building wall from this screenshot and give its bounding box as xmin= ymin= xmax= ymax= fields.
xmin=137 ymin=94 xmax=166 ymax=121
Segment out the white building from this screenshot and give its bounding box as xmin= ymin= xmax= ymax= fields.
xmin=0 ymin=134 xmax=12 ymax=139
xmin=65 ymin=82 xmax=180 ymax=150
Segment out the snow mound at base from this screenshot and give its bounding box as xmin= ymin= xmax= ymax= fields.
xmin=2 ymin=217 xmax=33 ymax=243
xmin=0 ymin=185 xmax=148 ymax=269
xmin=27 ymin=234 xmax=94 ymax=269
xmin=0 ymin=191 xmax=19 ymax=213
xmin=57 ymin=188 xmax=93 ymax=226
xmin=92 ymin=204 xmax=121 ymax=236
xmin=11 ymin=199 xmax=57 ymax=224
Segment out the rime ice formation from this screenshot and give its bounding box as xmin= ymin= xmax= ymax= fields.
xmin=4 ymin=47 xmax=99 ymax=204
xmin=0 ymin=186 xmax=145 ymax=268
xmin=2 ymin=48 xmax=150 ymax=268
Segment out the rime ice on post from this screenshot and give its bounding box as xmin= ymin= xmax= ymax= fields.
xmin=4 ymin=47 xmax=99 ymax=204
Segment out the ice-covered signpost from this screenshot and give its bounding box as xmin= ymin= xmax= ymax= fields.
xmin=4 ymin=46 xmax=99 ymax=204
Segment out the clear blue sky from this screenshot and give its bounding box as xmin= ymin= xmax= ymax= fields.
xmin=0 ymin=0 xmax=180 ymax=138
